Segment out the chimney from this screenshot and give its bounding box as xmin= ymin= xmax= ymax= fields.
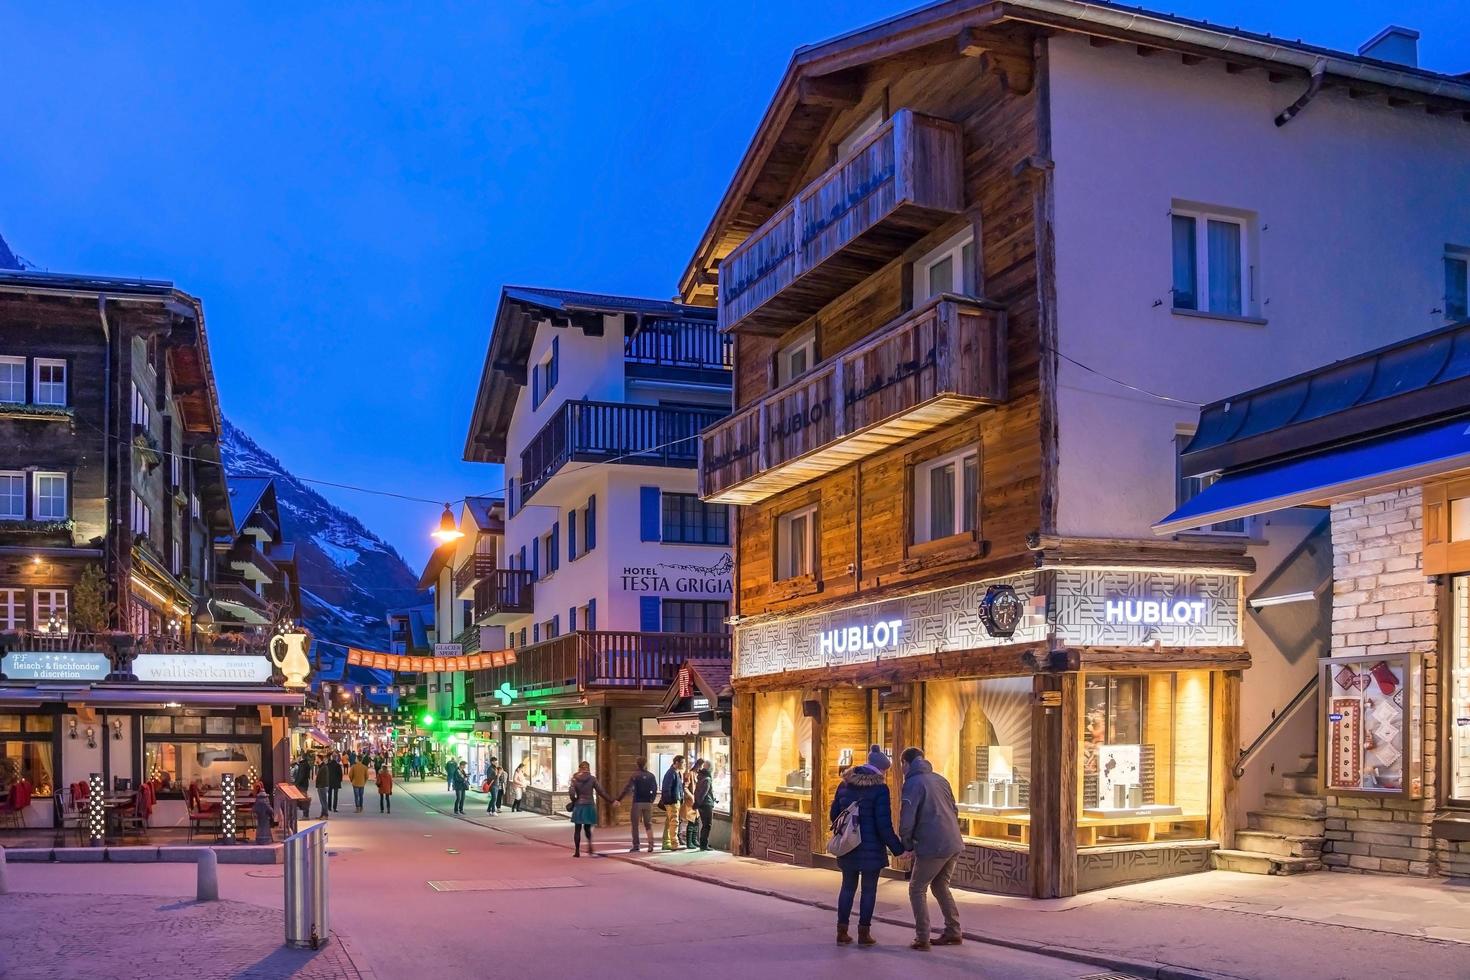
xmin=1357 ymin=25 xmax=1420 ymax=68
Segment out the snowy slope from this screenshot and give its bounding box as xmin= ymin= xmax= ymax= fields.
xmin=219 ymin=419 xmax=426 ymax=680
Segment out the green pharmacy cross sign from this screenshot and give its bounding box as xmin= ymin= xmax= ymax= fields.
xmin=493 ymin=681 xmax=519 ymax=707
xmin=527 ymin=709 xmax=549 ymax=728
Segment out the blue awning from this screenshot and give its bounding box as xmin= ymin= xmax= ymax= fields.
xmin=1155 ymin=416 xmax=1470 ymax=535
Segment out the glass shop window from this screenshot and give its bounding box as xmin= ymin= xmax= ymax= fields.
xmin=752 ymin=690 xmax=813 ymax=814
xmin=1322 ymin=654 xmax=1422 ymax=798
xmin=925 ymin=677 xmax=1033 ymax=844
xmin=1078 ymin=672 xmax=1211 ymax=847
xmin=703 ymin=735 xmax=731 ymax=814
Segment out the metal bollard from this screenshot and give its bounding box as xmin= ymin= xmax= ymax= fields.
xmin=284 ymin=822 xmax=329 ymax=948
xmin=0 ymin=846 xmax=8 ymax=895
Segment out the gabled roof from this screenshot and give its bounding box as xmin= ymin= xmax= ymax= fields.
xmin=462 ymin=285 xmax=717 ymax=464
xmin=462 ymin=495 xmax=504 ymax=534
xmin=679 ymin=0 xmax=1470 ymax=302
xmin=1181 ymin=319 xmax=1470 ymax=477
xmin=417 ymin=539 xmax=459 ymax=591
xmin=225 ymin=476 xmax=272 ymax=530
xmin=659 ymin=658 xmax=734 ymax=713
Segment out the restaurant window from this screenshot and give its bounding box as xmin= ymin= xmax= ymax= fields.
xmin=775 ymin=331 xmax=815 ymax=387
xmin=0 ymin=472 xmax=23 ymax=521
xmin=1175 ymin=432 xmax=1246 ymax=534
xmin=703 ymin=735 xmax=731 ymax=814
xmin=32 ymin=472 xmax=67 ymax=521
xmin=925 ymin=677 xmax=1032 ymax=844
xmin=142 ymin=714 xmax=264 ymax=798
xmin=0 ymin=355 xmax=23 ymax=404
xmin=1171 ymin=205 xmax=1252 ymax=317
xmin=0 ymin=589 xmax=23 ymax=630
xmin=33 ymin=590 xmax=67 ymax=634
xmin=1079 ymin=672 xmax=1211 ymax=847
xmin=0 ymin=713 xmax=55 ymax=797
xmin=1446 ymin=248 xmax=1469 ymax=322
xmin=661 ymin=492 xmax=730 ymax=545
xmin=33 ymin=358 xmax=66 ymax=407
xmin=752 ymin=690 xmax=813 ymax=814
xmin=661 ymin=599 xmax=728 ymax=635
xmin=915 ymin=229 xmax=977 ymax=303
xmin=912 ymin=447 xmax=978 ymax=544
xmin=776 ymin=504 xmax=817 ymax=580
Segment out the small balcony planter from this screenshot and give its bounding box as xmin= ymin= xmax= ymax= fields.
xmin=132 ymin=429 xmax=162 ymax=470
xmin=0 ymin=403 xmax=76 ymax=423
xmin=1 ymin=518 xmax=75 ymax=535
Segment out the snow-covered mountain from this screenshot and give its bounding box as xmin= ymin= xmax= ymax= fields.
xmin=219 ymin=419 xmax=425 ymax=679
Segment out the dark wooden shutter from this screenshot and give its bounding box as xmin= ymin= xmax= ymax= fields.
xmin=585 ymin=496 xmax=596 ymax=550
xmin=639 ymin=595 xmax=661 ymax=633
xmin=639 ymin=487 xmax=661 ymax=542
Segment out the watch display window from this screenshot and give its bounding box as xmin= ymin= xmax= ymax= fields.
xmin=924 ymin=677 xmax=1032 ymax=845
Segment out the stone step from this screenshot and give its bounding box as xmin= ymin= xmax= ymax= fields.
xmin=1264 ymin=791 xmax=1327 ymax=817
xmin=1295 ymin=754 xmax=1319 ymax=775
xmin=1212 ymin=849 xmax=1323 ymax=875
xmin=1234 ymin=830 xmax=1324 ymax=859
xmin=1280 ymin=771 xmax=1320 ymax=795
xmin=1247 ymin=809 xmax=1326 ymax=837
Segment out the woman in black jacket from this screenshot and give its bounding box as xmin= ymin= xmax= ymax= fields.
xmin=828 ymin=745 xmax=905 ymax=946
xmin=692 ymin=760 xmax=717 ymax=851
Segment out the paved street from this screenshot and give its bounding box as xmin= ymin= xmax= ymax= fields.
xmin=0 ymin=782 xmax=1089 ymax=980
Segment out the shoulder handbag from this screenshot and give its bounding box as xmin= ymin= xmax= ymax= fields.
xmin=825 ymin=800 xmax=863 ymax=857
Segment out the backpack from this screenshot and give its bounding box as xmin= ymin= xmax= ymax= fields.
xmin=826 ymin=800 xmax=862 ymax=857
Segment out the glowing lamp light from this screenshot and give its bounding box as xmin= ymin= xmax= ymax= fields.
xmin=421 ymin=713 xmax=435 ymax=726
xmin=88 ymin=773 xmax=106 ymax=846
xmin=430 ymin=503 xmax=464 ymax=544
xmin=220 ymin=773 xmax=237 ymax=844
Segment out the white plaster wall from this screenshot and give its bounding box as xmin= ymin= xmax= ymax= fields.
xmin=103 ymin=711 xmax=135 ymax=785
xmin=1048 ymin=33 xmax=1470 ymax=541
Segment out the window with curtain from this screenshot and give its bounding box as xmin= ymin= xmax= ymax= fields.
xmin=1447 ymin=250 xmax=1469 ymax=322
xmin=777 ymin=505 xmax=816 ymax=579
xmin=1171 ymin=206 xmax=1251 ymax=317
xmin=32 ymin=472 xmax=67 ymax=521
xmin=916 ymin=230 xmax=978 ymax=303
xmin=913 ymin=447 xmax=979 ymax=544
xmin=0 ymin=713 xmax=55 ymax=797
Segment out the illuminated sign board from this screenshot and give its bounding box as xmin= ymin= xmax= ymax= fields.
xmin=817 ymin=619 xmax=903 ymax=657
xmin=2 ymin=651 xmax=111 ymax=681
xmin=1104 ymin=597 xmax=1207 ymax=626
xmin=132 ymin=654 xmax=273 ymax=684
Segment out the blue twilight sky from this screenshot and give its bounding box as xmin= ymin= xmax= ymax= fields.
xmin=3 ymin=1 xmax=1466 ymax=569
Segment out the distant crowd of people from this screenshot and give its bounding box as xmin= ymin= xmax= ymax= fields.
xmin=290 ymin=749 xmax=395 ymax=816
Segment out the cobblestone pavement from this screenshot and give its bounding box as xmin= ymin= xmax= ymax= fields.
xmin=0 ymin=894 xmax=362 ymax=980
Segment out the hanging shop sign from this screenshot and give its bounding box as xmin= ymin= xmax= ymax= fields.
xmin=345 ymin=647 xmax=516 ymax=673
xmin=978 ymin=584 xmax=1024 ymax=638
xmin=269 ymin=630 xmax=312 ymax=689
xmin=1 ymin=651 xmax=111 ymax=681
xmin=620 ymin=553 xmax=734 ymax=596
xmin=433 ymin=643 xmax=463 ymax=657
xmin=132 ymin=654 xmax=273 ymax=684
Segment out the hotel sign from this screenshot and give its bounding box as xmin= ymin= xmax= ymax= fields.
xmin=2 ymin=651 xmax=111 ymax=681
xmin=132 ymin=654 xmax=274 ymax=685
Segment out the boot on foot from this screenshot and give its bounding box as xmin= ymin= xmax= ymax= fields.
xmin=836 ymin=926 xmax=853 ymax=945
xmin=857 ymin=927 xmax=876 ymax=947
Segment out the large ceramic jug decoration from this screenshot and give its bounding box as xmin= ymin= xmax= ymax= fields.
xmin=270 ymin=630 xmax=312 ymax=689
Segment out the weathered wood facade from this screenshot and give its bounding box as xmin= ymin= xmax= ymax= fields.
xmin=683 ymin=13 xmax=1257 ymax=898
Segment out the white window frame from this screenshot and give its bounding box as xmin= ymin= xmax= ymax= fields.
xmin=0 ymin=355 xmax=24 ymax=404
xmin=836 ymin=109 xmax=883 ymax=160
xmin=776 ymin=331 xmax=815 ymax=388
xmin=132 ymin=381 xmax=151 ymax=428
xmin=32 ymin=471 xmax=67 ymax=521
xmin=190 ymin=492 xmax=201 ymax=519
xmin=172 ymin=538 xmax=183 ymax=577
xmin=33 ymin=589 xmax=68 ymax=634
xmin=1171 ymin=206 xmax=1253 ymax=317
xmin=0 ymin=470 xmax=24 ymax=521
xmin=912 ymin=447 xmax=980 ymax=545
xmin=915 ymin=228 xmax=977 ymax=303
xmin=1175 ymin=430 xmax=1250 ymax=536
xmin=170 ymin=445 xmax=183 ymax=489
xmin=0 ymin=588 xmax=23 ymax=630
xmin=1446 ymin=246 xmax=1469 ymax=322
xmin=32 ymin=357 xmax=66 ymax=407
xmin=777 ymin=504 xmax=818 ymax=580
xmin=131 ymin=490 xmax=151 ymax=537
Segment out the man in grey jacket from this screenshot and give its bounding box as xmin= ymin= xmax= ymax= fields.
xmin=898 ymin=746 xmax=964 ymax=950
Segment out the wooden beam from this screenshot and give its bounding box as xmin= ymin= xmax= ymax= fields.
xmin=1224 ymin=63 xmax=1248 ymax=75
xmin=956 ymin=26 xmax=1035 ymax=95
xmin=1209 ymin=670 xmax=1242 ymax=848
xmin=1135 ymin=45 xmax=1157 ymax=58
xmin=796 ymin=73 xmax=863 ymax=109
xmin=1180 ymin=53 xmax=1206 ymax=66
xmin=1087 ymin=36 xmax=1115 ymax=48
xmin=1267 ymin=71 xmax=1291 ymax=84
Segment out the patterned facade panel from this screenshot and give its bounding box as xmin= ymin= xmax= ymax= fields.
xmin=1052 ymin=569 xmax=1240 ymax=648
xmin=1075 ymin=842 xmax=1216 ymax=892
xmin=746 ymin=809 xmax=813 ymax=866
xmin=952 ymin=841 xmax=1030 ymax=896
xmin=735 ymin=573 xmax=1043 ymax=678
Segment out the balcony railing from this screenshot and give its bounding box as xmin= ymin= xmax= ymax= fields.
xmin=700 ymin=296 xmax=1006 ymax=504
xmin=718 ymin=109 xmax=964 ymax=335
xmin=473 ymin=569 xmax=535 ymax=622
xmin=213 ymin=581 xmax=273 ymax=624
xmin=227 ymin=539 xmax=280 ymax=583
xmin=473 ymin=630 xmax=730 ymax=699
xmin=453 ymin=624 xmax=481 ymax=655
xmin=520 ymin=400 xmax=727 ymax=505
xmin=624 ymin=316 xmax=733 ymax=382
xmin=0 ymin=629 xmax=274 ymax=657
xmin=453 ymin=554 xmax=496 ymax=599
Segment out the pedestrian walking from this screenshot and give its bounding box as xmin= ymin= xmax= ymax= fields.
xmin=291 ymin=754 xmax=311 ymax=794
xmin=692 ymin=759 xmax=717 ymax=851
xmin=509 ymin=762 xmax=528 ymax=812
xmin=658 ymin=755 xmax=685 ymax=851
xmin=326 ymin=753 xmax=343 ymax=813
xmin=568 ymin=760 xmax=617 ymax=857
xmin=485 ymin=760 xmax=505 ymax=814
xmin=451 ymin=760 xmax=469 ymax=814
xmin=898 ymin=746 xmax=964 ymax=951
xmin=617 ymin=756 xmax=659 ymax=852
xmin=680 ymin=758 xmax=701 ymax=849
xmin=446 ymin=755 xmax=458 ymax=792
xmin=376 ymin=761 xmax=393 ymax=813
xmin=348 ymin=757 xmax=370 ymax=812
xmin=829 ymin=745 xmax=905 ymax=946
xmin=313 ymin=754 xmax=331 ymax=820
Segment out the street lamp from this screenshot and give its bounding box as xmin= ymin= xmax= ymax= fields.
xmin=431 ymin=504 xmax=463 ymax=544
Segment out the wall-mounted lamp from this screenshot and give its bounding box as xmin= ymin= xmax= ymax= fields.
xmin=68 ymin=719 xmax=78 ymax=740
xmin=85 ymin=727 xmax=96 ymax=749
xmin=111 ymin=719 xmax=123 ymax=741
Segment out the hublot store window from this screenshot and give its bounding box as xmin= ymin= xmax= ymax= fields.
xmin=925 ymin=677 xmax=1032 ymax=845
xmin=752 ymin=691 xmax=812 ymax=814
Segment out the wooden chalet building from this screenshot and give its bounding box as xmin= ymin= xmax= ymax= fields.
xmin=214 ymin=477 xmax=302 ymax=634
xmin=683 ymin=2 xmax=1470 ymax=897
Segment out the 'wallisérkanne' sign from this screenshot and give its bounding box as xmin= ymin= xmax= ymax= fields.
xmin=131 ymin=654 xmax=273 ymax=684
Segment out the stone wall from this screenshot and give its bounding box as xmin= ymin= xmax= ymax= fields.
xmin=1326 ymin=489 xmax=1439 ymax=875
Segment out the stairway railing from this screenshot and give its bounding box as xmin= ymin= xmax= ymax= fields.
xmin=1235 ymin=673 xmax=1318 ymax=779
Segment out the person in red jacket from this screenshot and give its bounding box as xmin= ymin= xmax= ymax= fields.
xmin=375 ymin=762 xmax=394 ymax=814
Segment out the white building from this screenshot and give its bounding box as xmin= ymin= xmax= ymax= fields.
xmin=461 ymin=287 xmax=734 ymax=820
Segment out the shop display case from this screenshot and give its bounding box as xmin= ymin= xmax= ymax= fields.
xmin=1320 ymin=653 xmax=1422 ymax=799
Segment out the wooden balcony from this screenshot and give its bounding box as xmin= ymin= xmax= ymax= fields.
xmin=472 ymin=569 xmax=535 ymax=623
xmin=624 ymin=316 xmax=732 ymax=386
xmin=520 ymin=401 xmax=727 ymax=505
xmin=700 ymin=296 xmax=1006 ymax=504
xmin=453 ymin=554 xmax=496 ymax=599
xmin=227 ymin=539 xmax=280 ymax=583
xmin=474 ymin=630 xmax=730 ymax=700
xmin=718 ymin=109 xmax=964 ymax=336
xmin=453 ymin=624 xmax=481 ymax=655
